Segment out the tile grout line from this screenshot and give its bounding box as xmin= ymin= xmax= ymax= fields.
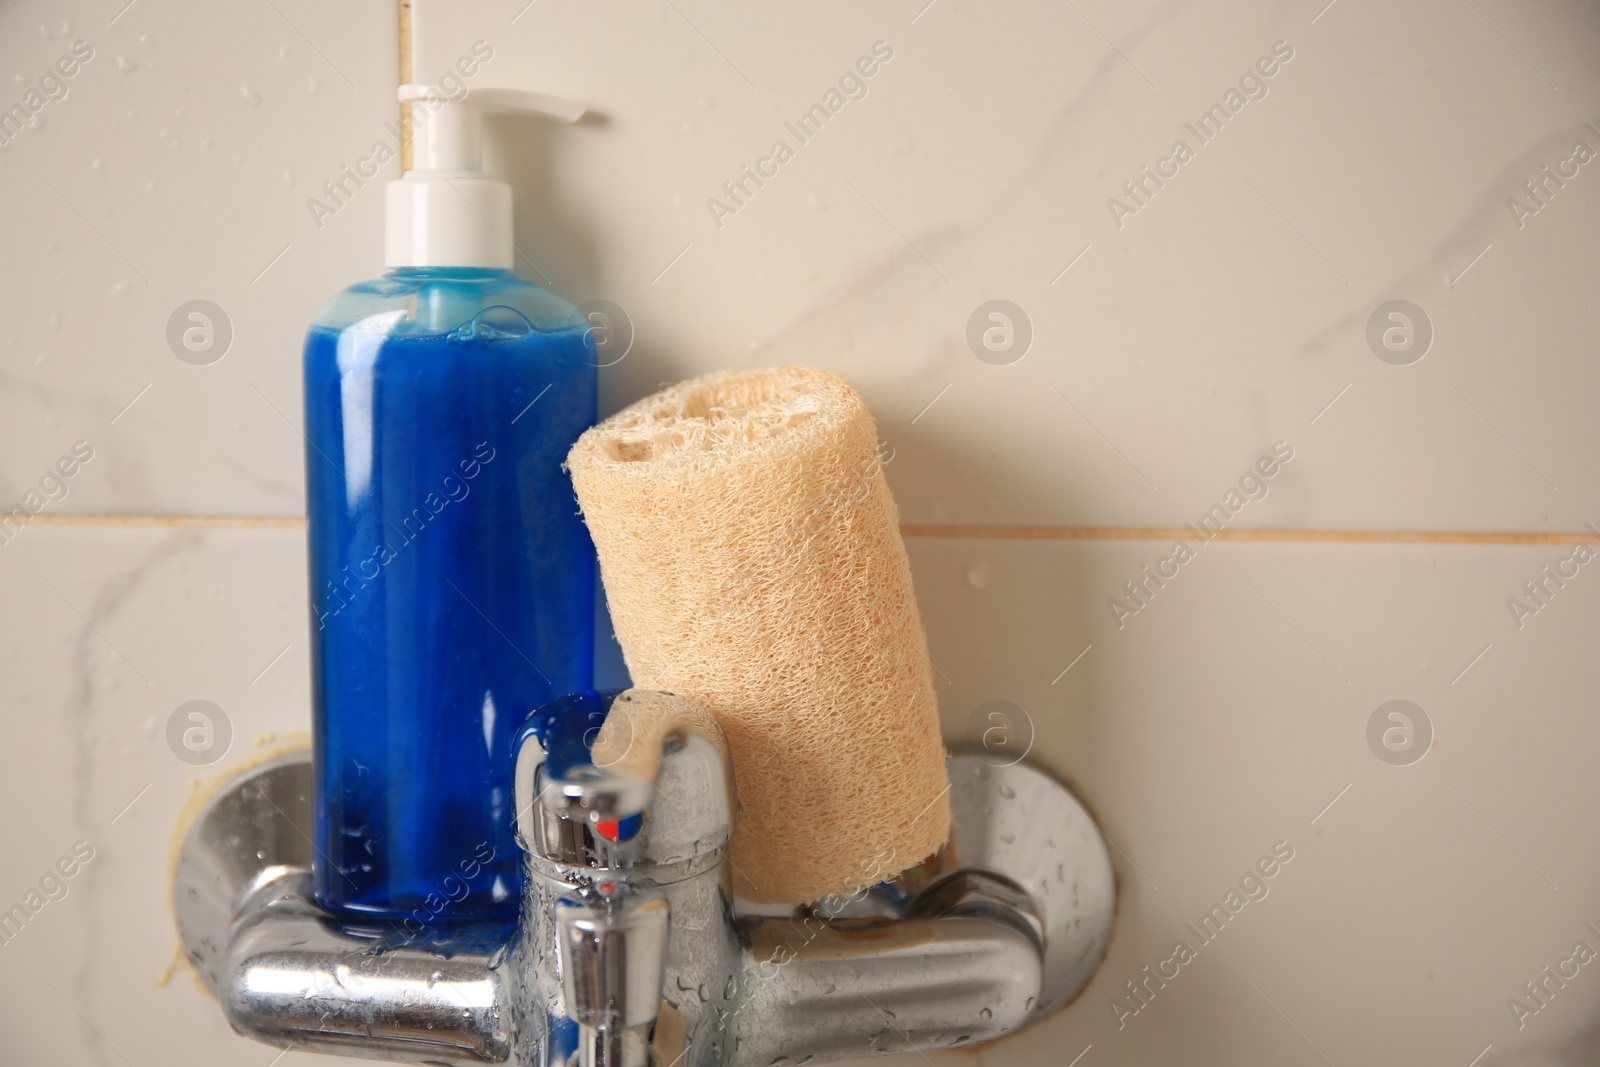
xmin=903 ymin=526 xmax=1600 ymax=544
xmin=19 ymin=515 xmax=1600 ymax=544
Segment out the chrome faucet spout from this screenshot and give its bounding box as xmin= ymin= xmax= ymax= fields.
xmin=177 ymin=757 xmax=514 ymax=1065
xmin=735 ymin=914 xmax=1042 ymax=1064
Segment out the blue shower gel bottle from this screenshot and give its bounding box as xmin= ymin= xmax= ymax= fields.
xmin=303 ymin=83 xmax=595 ymax=922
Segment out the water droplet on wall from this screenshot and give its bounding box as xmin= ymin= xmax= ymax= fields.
xmin=240 ymin=85 xmax=261 ymax=106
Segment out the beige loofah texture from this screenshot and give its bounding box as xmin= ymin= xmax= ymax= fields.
xmin=566 ymin=366 xmax=951 ymax=905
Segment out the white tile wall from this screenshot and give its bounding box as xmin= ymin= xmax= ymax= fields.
xmin=0 ymin=526 xmax=317 ymax=1065
xmin=915 ymin=536 xmax=1600 ymax=1065
xmin=0 ymin=0 xmax=394 ymax=517
xmin=2 ymin=0 xmax=1598 ymax=1064
xmin=409 ymin=0 xmax=1600 ymax=533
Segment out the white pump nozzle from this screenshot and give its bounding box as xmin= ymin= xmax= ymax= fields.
xmin=385 ymin=84 xmax=587 ymax=269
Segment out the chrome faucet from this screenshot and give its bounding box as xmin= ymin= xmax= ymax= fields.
xmin=174 ymin=689 xmax=1114 ymax=1066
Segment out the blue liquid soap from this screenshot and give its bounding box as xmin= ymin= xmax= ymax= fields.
xmin=304 ymin=266 xmax=597 ymax=921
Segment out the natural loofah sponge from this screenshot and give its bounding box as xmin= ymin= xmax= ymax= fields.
xmin=566 ymin=366 xmax=951 ymax=904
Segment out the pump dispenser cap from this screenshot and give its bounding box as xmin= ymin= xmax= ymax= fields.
xmin=385 ymin=84 xmax=586 ymax=269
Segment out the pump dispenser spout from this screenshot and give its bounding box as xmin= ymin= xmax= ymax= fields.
xmin=385 ymin=84 xmax=587 ymax=268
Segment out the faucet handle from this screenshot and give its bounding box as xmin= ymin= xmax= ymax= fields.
xmin=515 ymin=689 xmax=736 ymax=872
xmin=556 ymin=881 xmax=670 ymax=1065
xmin=539 ymin=762 xmax=654 ymax=824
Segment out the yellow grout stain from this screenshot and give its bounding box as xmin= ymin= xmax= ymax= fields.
xmin=900 ymin=526 xmax=1600 ymax=545
xmin=398 ymin=0 xmax=412 ymax=174
xmin=31 ymin=514 xmax=303 ymax=529
xmin=163 ymin=733 xmax=312 ymax=993
xmin=25 ymin=513 xmax=1600 ymax=544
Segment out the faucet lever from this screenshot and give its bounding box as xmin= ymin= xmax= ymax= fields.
xmin=516 ymin=690 xmax=737 ymax=866
xmin=539 ymin=762 xmax=654 ymax=823
xmin=556 ymin=880 xmax=671 ymax=1067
